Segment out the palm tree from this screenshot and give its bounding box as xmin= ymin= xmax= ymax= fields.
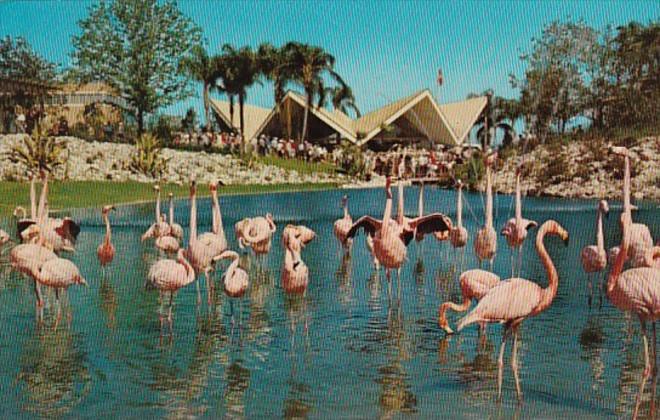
xmin=470 ymin=91 xmax=521 ymax=149
xmin=283 ymin=42 xmax=344 ymax=142
xmin=220 ymin=44 xmax=260 ymax=153
xmin=181 ymin=45 xmax=219 ymax=131
xmin=257 ymin=43 xmax=295 ymax=137
xmin=318 ymin=83 xmax=361 ymax=117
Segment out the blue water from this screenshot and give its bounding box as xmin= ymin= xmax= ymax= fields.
xmin=0 ymin=187 xmax=658 ymax=418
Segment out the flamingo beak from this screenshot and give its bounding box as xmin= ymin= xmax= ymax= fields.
xmin=293 ymin=261 xmax=301 ymax=270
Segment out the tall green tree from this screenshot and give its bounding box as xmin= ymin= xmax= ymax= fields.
xmin=469 ymin=91 xmax=521 ymax=149
xmin=70 ymin=0 xmax=201 ymax=135
xmin=181 ymin=44 xmax=221 ymax=130
xmin=220 ymin=44 xmax=260 ymax=152
xmin=0 ymin=36 xmax=56 ymax=131
xmin=283 ymin=42 xmax=344 ymax=142
xmin=317 ymin=83 xmax=361 ymax=117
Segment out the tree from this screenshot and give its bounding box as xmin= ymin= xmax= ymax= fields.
xmin=283 ymin=42 xmax=344 ymax=142
xmin=469 ymin=91 xmax=521 ymax=149
xmin=70 ymin=0 xmax=201 ymax=135
xmin=181 ymin=44 xmax=222 ymax=130
xmin=181 ymin=108 xmax=197 ymax=135
xmin=510 ymin=21 xmax=598 ymax=138
xmin=318 ymin=83 xmax=361 ymax=117
xmin=219 ymin=44 xmax=261 ymax=152
xmin=257 ymin=43 xmax=295 ymax=137
xmin=0 ymin=36 xmax=56 ymax=131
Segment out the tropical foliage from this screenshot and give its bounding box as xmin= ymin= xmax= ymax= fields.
xmin=7 ymin=124 xmax=66 ymax=173
xmin=129 ymin=133 xmax=169 ymax=178
xmin=70 ymin=0 xmax=202 ymax=134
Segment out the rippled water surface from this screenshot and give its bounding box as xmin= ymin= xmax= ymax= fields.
xmin=0 ymin=187 xmax=658 ymax=418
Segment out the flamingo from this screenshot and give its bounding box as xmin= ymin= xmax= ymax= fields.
xmin=167 ymin=193 xmax=184 ymax=240
xmin=208 ymin=181 xmax=228 ymax=250
xmin=0 ymin=229 xmax=10 ymax=247
xmin=14 ymin=175 xmax=38 ymax=240
xmin=32 ymin=256 xmax=87 ymax=323
xmin=97 ymin=205 xmax=116 ymax=267
xmin=606 ymin=211 xmax=660 ymax=419
xmin=214 ymin=250 xmax=249 ymax=298
xmin=474 ymin=151 xmax=498 ymax=270
xmin=147 ymin=248 xmax=196 ymax=327
xmin=142 ymin=185 xmax=171 ymax=241
xmin=186 ymin=180 xmax=226 ymax=304
xmin=610 ymin=146 xmax=653 ymax=268
xmin=235 ymin=214 xmax=276 ymax=257
xmin=155 ymin=235 xmax=180 ymax=254
xmin=501 ymin=165 xmax=538 ymax=277
xmin=457 ymin=220 xmax=570 ymax=401
xmin=438 ymin=269 xmax=501 ymax=334
xmin=448 ymin=179 xmax=469 ymax=272
xmin=333 ymin=195 xmax=353 ymax=250
xmin=282 ymin=224 xmax=315 ymax=294
xmin=580 ymin=200 xmax=609 ymax=307
xmin=347 ymin=177 xmax=452 ymax=281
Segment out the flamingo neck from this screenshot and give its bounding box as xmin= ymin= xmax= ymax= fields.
xmin=155 ymin=190 xmax=161 ymax=222
xmin=212 ymin=190 xmax=225 ymax=240
xmin=30 ymin=178 xmax=36 ymax=220
xmin=383 ymin=187 xmax=393 ymax=224
xmin=37 ymin=176 xmax=48 ymax=228
xmin=596 ymin=208 xmax=604 ymax=252
xmin=607 ymin=216 xmax=630 ymax=294
xmin=534 ymin=224 xmax=559 ymax=313
xmin=178 ymin=254 xmax=195 ymax=283
xmin=515 ymin=173 xmax=522 ymax=221
xmin=228 ymin=254 xmax=239 ymax=275
xmin=397 ymin=180 xmax=404 ymax=225
xmin=457 ymin=186 xmax=463 ymax=227
xmin=623 ymin=156 xmax=631 ymax=214
xmin=485 ymin=165 xmax=493 ymax=228
xmin=189 ymin=191 xmax=197 ymax=243
xmin=104 ymin=213 xmax=112 ymax=243
xmin=343 ymin=201 xmax=349 ymax=219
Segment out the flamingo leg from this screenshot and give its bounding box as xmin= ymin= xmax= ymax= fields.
xmin=587 ymin=274 xmax=593 ymax=309
xmin=634 ymin=320 xmax=651 ymax=420
xmin=205 ymin=271 xmax=212 ymax=306
xmin=652 ymin=322 xmax=658 ymax=418
xmin=598 ymin=272 xmax=604 ymax=310
xmin=34 ymin=280 xmax=43 ymax=308
xmin=489 ymin=258 xmax=494 ymax=273
xmin=497 ymin=326 xmax=510 ymax=402
xmin=512 ymin=326 xmax=523 ymax=403
xmin=54 ymin=288 xmax=61 ymax=330
xmin=195 ymin=279 xmax=201 ymax=305
xmin=517 ymin=246 xmax=522 ymax=278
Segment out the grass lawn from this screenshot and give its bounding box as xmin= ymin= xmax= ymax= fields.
xmin=0 ymin=180 xmax=340 ymax=217
xmin=254 ymin=155 xmax=338 ymax=175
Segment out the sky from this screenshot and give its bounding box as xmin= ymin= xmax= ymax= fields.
xmin=1 ymin=0 xmax=658 ymax=118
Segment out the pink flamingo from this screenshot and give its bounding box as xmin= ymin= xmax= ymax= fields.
xmin=214 ymin=250 xmax=248 ymax=298
xmin=282 ymin=224 xmax=315 ymax=294
xmin=474 ymin=151 xmax=498 ymax=270
xmin=167 ymin=193 xmax=184 ymax=240
xmin=147 ymin=248 xmax=196 ymax=328
xmin=155 ymin=235 xmax=180 ymax=254
xmin=14 ymin=175 xmax=38 ymax=240
xmin=438 ymin=269 xmax=501 ymax=334
xmin=32 ymin=255 xmax=87 ymax=323
xmin=97 ymin=205 xmax=116 ymax=267
xmin=142 ymin=185 xmax=171 ymax=241
xmin=186 ymin=180 xmax=226 ymax=304
xmin=235 ymin=214 xmax=276 ymax=257
xmin=0 ymin=229 xmax=9 ymax=247
xmin=607 ymin=211 xmax=660 ymax=419
xmin=333 ymin=195 xmax=353 ymax=250
xmin=347 ymin=177 xmax=452 ymax=281
xmin=501 ymin=165 xmax=538 ymax=277
xmin=449 ymin=179 xmax=469 ymax=269
xmin=610 ymin=146 xmax=653 ymax=268
xmin=580 ymin=200 xmax=609 ymax=307
xmin=457 ymin=220 xmax=570 ymax=401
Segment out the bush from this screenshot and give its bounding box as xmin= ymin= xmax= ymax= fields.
xmin=129 ymin=133 xmax=169 ymax=178
xmin=7 ymin=123 xmax=66 ymax=173
xmin=453 ymin=153 xmax=484 ymax=190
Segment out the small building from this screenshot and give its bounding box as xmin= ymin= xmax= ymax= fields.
xmin=210 ymin=89 xmax=487 ymax=149
xmin=43 ymin=82 xmax=130 ymax=128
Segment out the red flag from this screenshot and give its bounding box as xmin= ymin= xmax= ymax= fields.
xmin=436 ymin=68 xmax=444 ymax=86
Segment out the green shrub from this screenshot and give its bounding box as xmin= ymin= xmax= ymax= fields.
xmin=129 ymin=133 xmax=169 ymax=178
xmin=7 ymin=123 xmax=66 ymax=174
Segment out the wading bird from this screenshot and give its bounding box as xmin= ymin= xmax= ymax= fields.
xmin=606 ymin=211 xmax=659 ymax=419
xmin=474 ymin=152 xmax=498 ymax=270
xmin=235 ymin=214 xmax=276 ymax=257
xmin=438 ymin=269 xmax=501 ymax=335
xmin=449 ymin=179 xmax=469 ymax=268
xmin=168 ymin=193 xmax=184 ymax=240
xmin=142 ymin=185 xmax=171 ymax=241
xmin=97 ymin=205 xmax=116 ymax=267
xmin=457 ymin=220 xmax=569 ymax=402
xmin=281 ymin=224 xmax=315 ymax=294
xmin=333 ymin=195 xmax=353 ymax=250
xmin=580 ymin=200 xmax=609 ymax=307
xmin=501 ymin=165 xmax=538 ymax=277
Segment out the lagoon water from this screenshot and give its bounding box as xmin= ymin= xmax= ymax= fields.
xmin=0 ymin=187 xmax=658 ymax=418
